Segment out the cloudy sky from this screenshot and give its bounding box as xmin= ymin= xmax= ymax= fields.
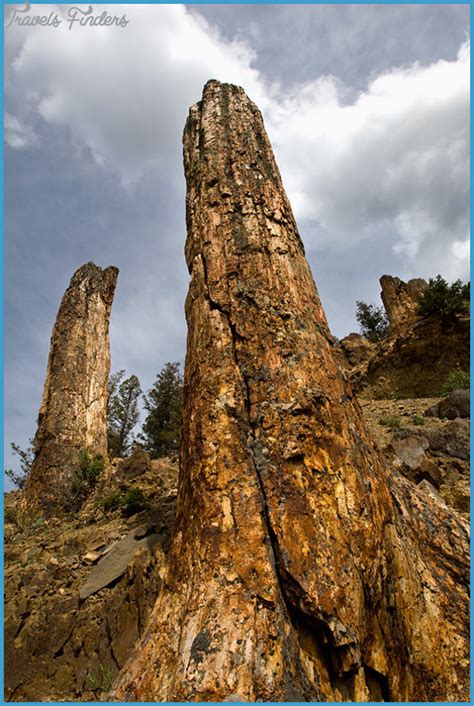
xmin=4 ymin=3 xmax=470 ymax=487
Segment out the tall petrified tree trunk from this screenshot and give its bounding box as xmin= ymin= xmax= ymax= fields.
xmin=21 ymin=262 xmax=118 ymax=517
xmin=111 ymin=81 xmax=468 ymax=702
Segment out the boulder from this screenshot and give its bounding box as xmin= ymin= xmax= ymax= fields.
xmin=437 ymin=389 xmax=470 ymax=420
xmin=417 ymin=479 xmax=446 ymax=506
xmin=391 ymin=434 xmax=429 ymax=470
xmin=120 ymin=448 xmax=151 ymax=480
xmin=337 ymin=333 xmax=375 ymax=367
xmin=418 ymin=456 xmax=443 ymax=489
xmin=79 ymin=529 xmax=162 ymax=600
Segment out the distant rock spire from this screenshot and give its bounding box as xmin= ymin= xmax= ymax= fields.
xmin=111 ymin=81 xmax=468 ymax=702
xmin=380 ymin=274 xmax=428 ymax=333
xmin=21 ymin=262 xmax=118 ymax=516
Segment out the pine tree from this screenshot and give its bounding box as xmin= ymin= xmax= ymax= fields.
xmin=417 ymin=276 xmax=470 ymax=324
xmin=107 ymin=371 xmax=142 ymax=457
xmin=140 ymin=362 xmax=183 ymax=458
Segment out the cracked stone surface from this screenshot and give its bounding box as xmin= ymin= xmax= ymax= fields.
xmin=21 ymin=262 xmax=118 ymax=517
xmin=110 ymin=81 xmax=469 ymax=702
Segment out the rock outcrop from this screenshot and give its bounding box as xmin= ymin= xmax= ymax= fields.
xmin=379 ymin=275 xmax=427 ymax=334
xmin=336 ymin=332 xmax=375 ymax=368
xmin=339 ymin=314 xmax=469 ymax=399
xmin=21 ymin=263 xmax=118 ymax=517
xmin=338 ymin=274 xmax=468 ymax=399
xmin=359 ymin=397 xmax=470 ymax=515
xmin=111 ymin=81 xmax=469 ymax=702
xmin=5 ymin=457 xmax=178 ymax=702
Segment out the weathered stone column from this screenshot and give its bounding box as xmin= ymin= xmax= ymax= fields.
xmin=21 ymin=262 xmax=118 ymax=516
xmin=111 ymin=81 xmax=468 ymax=702
xmin=380 ymin=274 xmax=428 ymax=333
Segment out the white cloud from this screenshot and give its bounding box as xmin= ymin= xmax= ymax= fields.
xmin=6 ymin=4 xmax=267 ymax=183
xmin=4 ymin=111 xmax=37 ymax=148
xmin=5 ymin=4 xmax=470 ymax=278
xmin=264 ymin=39 xmax=470 ymax=278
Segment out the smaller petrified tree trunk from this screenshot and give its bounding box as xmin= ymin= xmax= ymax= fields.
xmin=21 ymin=262 xmax=118 ymax=517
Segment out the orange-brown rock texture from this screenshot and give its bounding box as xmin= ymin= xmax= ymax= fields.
xmin=111 ymin=81 xmax=469 ymax=702
xmin=21 ymin=263 xmax=118 ymax=517
xmin=380 ymin=275 xmax=427 ymax=334
xmin=349 ymin=315 xmax=470 ymax=399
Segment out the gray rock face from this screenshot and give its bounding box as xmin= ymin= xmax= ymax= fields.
xmin=79 ymin=529 xmax=162 ymax=600
xmin=390 ymin=421 xmax=470 ymax=514
xmin=425 ymin=420 xmax=470 ymax=460
xmin=21 ymin=262 xmax=118 ymax=517
xmin=391 ymin=435 xmax=429 ymax=470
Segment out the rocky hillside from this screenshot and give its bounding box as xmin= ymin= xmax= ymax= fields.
xmin=4 ymin=451 xmax=177 ymax=702
xmin=5 ymin=391 xmax=469 ymax=702
xmin=337 ymin=275 xmax=469 ymax=399
xmin=360 ymin=394 xmax=469 ymax=514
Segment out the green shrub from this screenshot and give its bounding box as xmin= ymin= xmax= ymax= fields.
xmin=4 ymin=508 xmax=17 ymax=524
xmin=417 ymin=275 xmax=469 ymax=324
xmin=412 ymin=416 xmax=425 ymax=426
xmin=79 ymin=449 xmax=105 ymax=484
xmin=97 ymin=490 xmax=124 ymax=513
xmin=87 ymin=663 xmax=115 ymax=693
xmin=122 ymin=487 xmax=147 ymax=517
xmin=441 ymin=370 xmax=470 ymax=396
xmin=97 ymin=487 xmax=148 ymax=516
xmin=379 ymin=416 xmax=401 ymax=429
xmin=355 ymin=301 xmax=390 ymax=342
xmin=70 ymin=449 xmax=106 ymax=509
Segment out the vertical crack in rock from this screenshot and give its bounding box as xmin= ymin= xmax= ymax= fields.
xmin=21 ymin=262 xmax=118 ymax=517
xmin=110 ymin=81 xmax=469 ymax=702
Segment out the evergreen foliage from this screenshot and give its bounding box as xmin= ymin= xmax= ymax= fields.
xmin=140 ymin=362 xmax=183 ymax=458
xmin=107 ymin=371 xmax=142 ymax=457
xmin=355 ymin=301 xmax=390 ymax=342
xmin=5 ymin=439 xmax=34 ymax=489
xmin=417 ymin=275 xmax=469 ymax=324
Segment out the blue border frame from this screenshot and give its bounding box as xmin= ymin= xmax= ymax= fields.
xmin=1 ymin=1 xmax=471 ymax=705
